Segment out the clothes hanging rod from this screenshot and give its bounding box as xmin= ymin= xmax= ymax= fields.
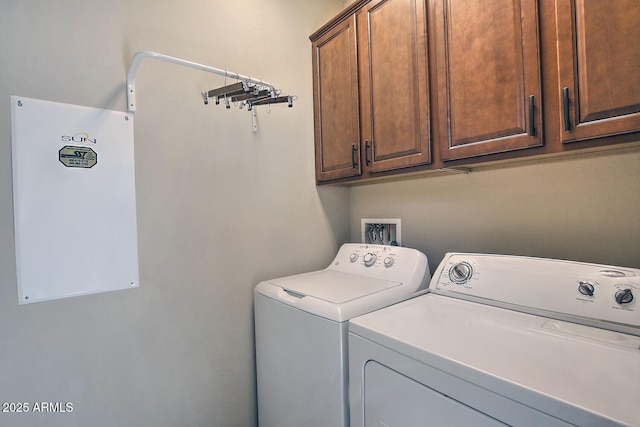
xmin=126 ymin=51 xmax=278 ymax=114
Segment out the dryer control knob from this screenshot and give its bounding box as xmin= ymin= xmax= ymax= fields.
xmin=615 ymin=288 xmax=634 ymax=305
xmin=384 ymin=257 xmax=394 ymax=268
xmin=449 ymin=262 xmax=473 ymax=284
xmin=350 ymin=253 xmax=359 ymax=263
xmin=578 ymin=281 xmax=595 ymax=296
xmin=363 ymin=253 xmax=377 ymax=267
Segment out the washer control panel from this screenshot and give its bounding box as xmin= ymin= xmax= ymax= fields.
xmin=433 ymin=253 xmax=640 ymax=332
xmin=346 ymin=246 xmax=400 ymax=270
xmin=330 ymin=244 xmax=430 ymax=290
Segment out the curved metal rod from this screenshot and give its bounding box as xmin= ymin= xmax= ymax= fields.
xmin=126 ymin=51 xmax=277 ymax=114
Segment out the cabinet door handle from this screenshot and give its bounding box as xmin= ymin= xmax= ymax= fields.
xmin=562 ymin=87 xmax=571 ymax=132
xmin=528 ymin=95 xmax=536 ymax=137
xmin=365 ymin=141 xmax=371 ymax=166
xmin=351 ymin=144 xmax=357 ymax=169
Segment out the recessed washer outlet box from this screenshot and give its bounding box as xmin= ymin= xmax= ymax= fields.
xmin=361 ymin=218 xmax=401 ymax=246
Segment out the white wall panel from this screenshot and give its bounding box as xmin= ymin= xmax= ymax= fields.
xmin=11 ymin=96 xmax=138 ymax=304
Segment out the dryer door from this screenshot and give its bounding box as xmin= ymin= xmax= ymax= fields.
xmin=364 ymin=361 xmax=505 ymax=427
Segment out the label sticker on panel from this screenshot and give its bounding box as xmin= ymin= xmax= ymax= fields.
xmin=59 ymin=145 xmax=97 ymax=168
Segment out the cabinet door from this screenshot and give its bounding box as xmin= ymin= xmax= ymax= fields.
xmin=436 ymin=0 xmax=543 ymax=161
xmin=312 ymin=16 xmax=361 ymax=182
xmin=358 ymin=0 xmax=431 ymax=172
xmin=556 ymin=0 xmax=640 ymax=143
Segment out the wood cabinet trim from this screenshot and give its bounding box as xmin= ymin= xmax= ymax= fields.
xmin=310 ymin=0 xmax=372 ymax=42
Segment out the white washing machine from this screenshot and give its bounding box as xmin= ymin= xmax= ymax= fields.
xmin=254 ymin=243 xmax=430 ymax=427
xmin=349 ymin=253 xmax=640 ymax=427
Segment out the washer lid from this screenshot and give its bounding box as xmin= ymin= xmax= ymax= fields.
xmin=268 ymin=270 xmax=400 ymax=304
xmin=255 ymin=269 xmax=412 ymax=322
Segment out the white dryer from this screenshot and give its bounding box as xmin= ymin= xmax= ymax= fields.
xmin=349 ymin=253 xmax=640 ymax=427
xmin=254 ymin=243 xmax=430 ymax=427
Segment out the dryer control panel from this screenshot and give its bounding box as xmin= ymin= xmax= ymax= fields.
xmin=433 ymin=253 xmax=640 ymax=335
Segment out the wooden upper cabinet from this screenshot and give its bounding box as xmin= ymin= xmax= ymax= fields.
xmin=357 ymin=0 xmax=431 ymax=172
xmin=310 ymin=0 xmax=640 ymax=184
xmin=555 ymin=0 xmax=640 ymax=143
xmin=312 ymin=16 xmax=361 ymax=182
xmin=435 ymin=0 xmax=543 ymax=161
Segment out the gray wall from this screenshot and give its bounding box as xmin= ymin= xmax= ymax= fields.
xmin=351 ymin=148 xmax=640 ymax=274
xmin=0 ymin=1 xmax=347 ymax=426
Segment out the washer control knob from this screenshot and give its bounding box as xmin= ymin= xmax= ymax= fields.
xmin=384 ymin=257 xmax=394 ymax=268
xmin=615 ymin=288 xmax=634 ymax=305
xmin=363 ymin=253 xmax=377 ymax=267
xmin=350 ymin=253 xmax=359 ymax=263
xmin=577 ymin=281 xmax=595 ymax=296
xmin=449 ymin=262 xmax=473 ymax=284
